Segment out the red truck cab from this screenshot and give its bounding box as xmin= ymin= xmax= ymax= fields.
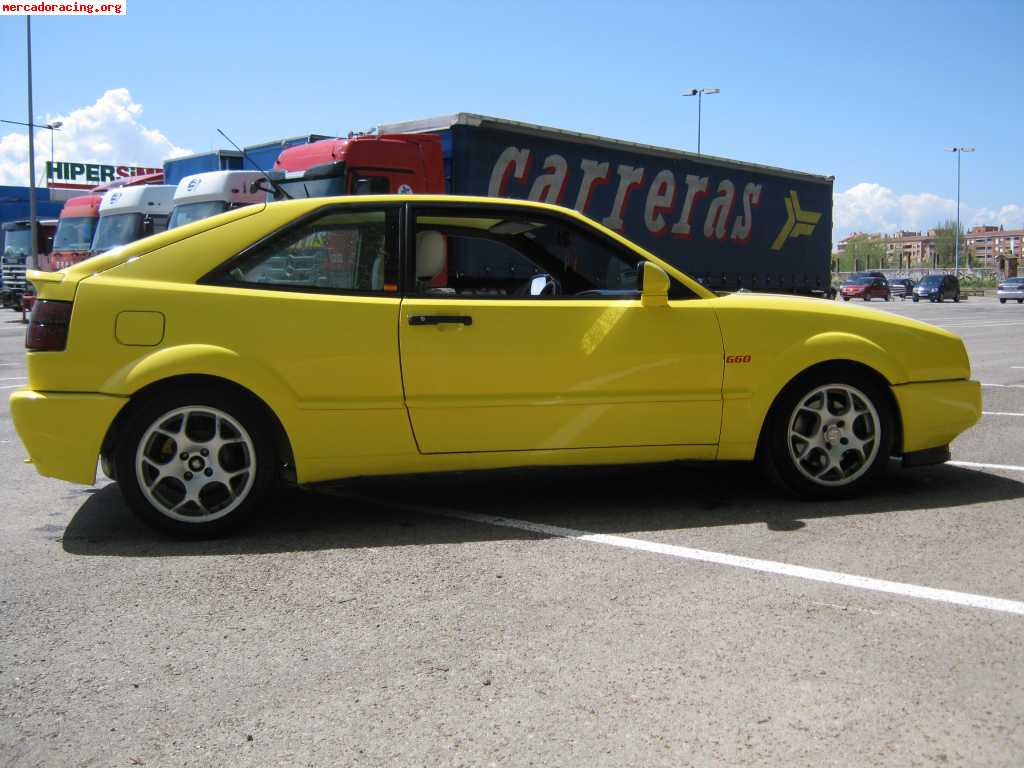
xmin=270 ymin=133 xmax=444 ymax=199
xmin=42 ymin=194 xmax=103 ymax=272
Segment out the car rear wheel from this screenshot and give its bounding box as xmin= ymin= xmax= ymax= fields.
xmin=843 ymin=297 xmax=850 ymax=301
xmin=1000 ymin=298 xmax=1006 ymax=304
xmin=115 ymin=388 xmax=276 ymax=538
xmin=759 ymin=369 xmax=894 ymax=499
xmin=913 ymin=297 xmax=919 ymax=302
xmin=953 ymin=293 xmax=960 ymax=303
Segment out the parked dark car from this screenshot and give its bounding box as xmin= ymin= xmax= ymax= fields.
xmin=889 ymin=278 xmax=915 ymax=299
xmin=913 ymin=274 xmax=960 ymax=303
xmin=841 ymin=275 xmax=891 ymax=302
xmin=997 ymin=277 xmax=1024 ymax=304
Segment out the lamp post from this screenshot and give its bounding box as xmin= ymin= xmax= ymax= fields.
xmin=1 ymin=118 xmax=62 ymax=185
xmin=682 ymin=88 xmax=720 ymax=154
xmin=943 ymin=146 xmax=975 ymax=275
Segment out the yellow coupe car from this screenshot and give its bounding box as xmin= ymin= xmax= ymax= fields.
xmin=11 ymin=196 xmax=981 ymax=536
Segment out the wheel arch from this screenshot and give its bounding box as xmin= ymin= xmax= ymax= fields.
xmin=754 ymin=359 xmax=903 ymax=462
xmin=100 ymin=373 xmax=296 ymax=484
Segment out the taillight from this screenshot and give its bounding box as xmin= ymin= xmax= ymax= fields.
xmin=26 ymin=299 xmax=73 ymax=351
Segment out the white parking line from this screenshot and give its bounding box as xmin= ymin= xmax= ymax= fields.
xmin=983 ymin=411 xmax=1024 ymax=417
xmin=948 ymin=460 xmax=1024 ymax=473
xmin=0 ymin=376 xmax=26 ymax=381
xmin=0 ymin=384 xmax=24 ymax=390
xmin=340 ymin=494 xmax=1024 ymax=616
xmin=982 ymin=383 xmax=1024 ymax=389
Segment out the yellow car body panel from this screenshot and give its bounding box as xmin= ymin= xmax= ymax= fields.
xmin=399 ymin=297 xmax=723 ymax=453
xmin=894 ymin=379 xmax=982 ymax=453
xmin=9 ymin=390 xmax=127 ymax=485
xmin=12 ymin=195 xmax=980 ymax=489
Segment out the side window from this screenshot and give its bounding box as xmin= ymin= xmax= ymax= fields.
xmin=411 ymin=208 xmax=673 ymax=299
xmin=221 ymin=208 xmax=398 ymax=293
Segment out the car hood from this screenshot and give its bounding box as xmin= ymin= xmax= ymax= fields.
xmin=708 ymin=292 xmax=971 ymax=384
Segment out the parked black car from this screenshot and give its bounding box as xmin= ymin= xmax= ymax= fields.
xmin=889 ymin=278 xmax=915 ymax=299
xmin=913 ymin=274 xmax=960 ymax=303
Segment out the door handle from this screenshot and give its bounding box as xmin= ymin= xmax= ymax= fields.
xmin=408 ymin=314 xmax=473 ymax=326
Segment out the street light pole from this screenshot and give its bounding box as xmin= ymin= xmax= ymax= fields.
xmin=944 ymin=146 xmax=975 ymax=274
xmin=26 ymin=16 xmax=37 ymax=268
xmin=682 ymin=88 xmax=720 ymax=155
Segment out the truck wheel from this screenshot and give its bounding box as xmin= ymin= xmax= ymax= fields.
xmin=115 ymin=387 xmax=276 ymax=538
xmin=759 ymin=368 xmax=893 ymax=500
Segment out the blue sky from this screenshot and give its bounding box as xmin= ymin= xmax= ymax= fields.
xmin=1 ymin=0 xmax=1022 ymax=236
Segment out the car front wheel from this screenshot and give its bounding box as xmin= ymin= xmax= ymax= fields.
xmin=1000 ymin=298 xmax=1006 ymax=304
xmin=115 ymin=388 xmax=276 ymax=538
xmin=759 ymin=369 xmax=893 ymax=499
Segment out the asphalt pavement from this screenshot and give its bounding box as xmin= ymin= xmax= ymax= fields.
xmin=1 ymin=296 xmax=1022 ymax=767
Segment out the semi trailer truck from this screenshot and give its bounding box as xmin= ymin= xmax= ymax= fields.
xmin=91 ymin=184 xmax=176 ymax=255
xmin=270 ymin=113 xmax=834 ymax=295
xmin=1 ymin=218 xmax=57 ymax=309
xmin=168 ymin=170 xmax=267 ymax=229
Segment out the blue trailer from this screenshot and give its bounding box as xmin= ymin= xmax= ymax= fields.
xmin=380 ymin=114 xmax=834 ymax=295
xmin=163 ymin=150 xmax=244 ymax=186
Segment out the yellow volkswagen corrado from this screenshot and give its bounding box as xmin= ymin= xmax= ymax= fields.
xmin=12 ymin=196 xmax=980 ymax=536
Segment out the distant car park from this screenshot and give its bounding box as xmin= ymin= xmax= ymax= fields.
xmin=997 ymin=277 xmax=1024 ymax=304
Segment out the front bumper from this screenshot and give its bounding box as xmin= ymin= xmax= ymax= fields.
xmin=892 ymin=379 xmax=981 ymax=455
xmin=9 ymin=389 xmax=128 ymax=485
xmin=996 ymin=289 xmax=1024 ymax=300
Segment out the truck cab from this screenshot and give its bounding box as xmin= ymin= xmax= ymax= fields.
xmin=1 ymin=219 xmax=57 ymax=309
xmin=269 ymin=133 xmax=444 ymax=200
xmin=44 ymin=194 xmax=103 ymax=272
xmin=91 ymin=185 xmax=176 ymax=254
xmin=168 ymin=170 xmax=267 ymax=229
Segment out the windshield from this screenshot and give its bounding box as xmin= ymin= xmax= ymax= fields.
xmin=920 ymin=276 xmax=943 ymax=285
xmin=52 ymin=216 xmax=98 ymax=252
xmin=845 ymin=276 xmax=874 ymax=285
xmin=2 ymin=229 xmax=31 ymax=262
xmin=92 ymin=213 xmax=143 ymax=253
xmin=168 ymin=200 xmax=228 ymax=229
xmin=274 ymin=175 xmax=347 ymax=201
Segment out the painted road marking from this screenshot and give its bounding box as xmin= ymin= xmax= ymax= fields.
xmin=982 ymin=383 xmax=1024 ymax=389
xmin=983 ymin=411 xmax=1024 ymax=417
xmin=949 ymin=460 xmax=1024 ymax=473
xmin=340 ymin=494 xmax=1024 ymax=616
xmin=0 ymin=384 xmax=25 ymax=390
xmin=0 ymin=376 xmax=26 ymax=381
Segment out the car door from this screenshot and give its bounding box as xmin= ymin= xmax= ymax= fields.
xmin=398 ymin=202 xmax=724 ymax=454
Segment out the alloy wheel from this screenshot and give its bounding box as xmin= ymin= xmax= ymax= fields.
xmin=134 ymin=406 xmax=256 ymax=522
xmin=786 ymin=383 xmax=881 ymax=487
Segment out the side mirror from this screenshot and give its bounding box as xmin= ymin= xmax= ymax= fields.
xmin=640 ymin=261 xmax=670 ymax=307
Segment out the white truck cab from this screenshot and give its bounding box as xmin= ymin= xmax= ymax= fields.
xmin=92 ymin=184 xmax=176 ymax=254
xmin=168 ymin=170 xmax=267 ymax=229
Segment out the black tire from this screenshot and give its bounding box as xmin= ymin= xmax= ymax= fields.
xmin=114 ymin=386 xmax=277 ymax=538
xmin=758 ymin=366 xmax=895 ymax=500
xmin=1000 ymin=298 xmax=1006 ymax=304
xmin=953 ymin=293 xmax=960 ymax=303
xmin=843 ymin=297 xmax=850 ymax=302
xmin=863 ymin=295 xmax=870 ymax=301
xmin=1018 ymin=299 xmax=1023 ymax=304
xmin=913 ymin=297 xmax=919 ymax=303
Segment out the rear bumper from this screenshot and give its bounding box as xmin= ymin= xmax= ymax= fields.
xmin=892 ymin=379 xmax=981 ymax=455
xmin=9 ymin=389 xmax=128 ymax=485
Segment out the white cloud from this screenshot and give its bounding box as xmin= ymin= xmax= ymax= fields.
xmin=834 ymin=182 xmax=1024 ymax=237
xmin=0 ymin=88 xmax=191 ymax=186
